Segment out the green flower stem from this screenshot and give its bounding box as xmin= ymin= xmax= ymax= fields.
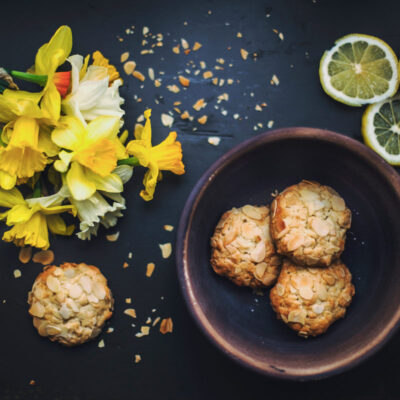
xmin=32 ymin=178 xmax=42 ymax=198
xmin=10 ymin=70 xmax=47 ymax=87
xmin=117 ymin=157 xmax=140 ymax=167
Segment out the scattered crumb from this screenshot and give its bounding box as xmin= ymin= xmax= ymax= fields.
xmin=148 ymin=67 xmax=155 ymax=80
xmin=172 ymin=44 xmax=180 ymax=54
xmin=107 ymin=327 xmax=114 ymax=333
xmin=32 ymin=250 xmax=54 ymax=265
xmin=159 ymin=243 xmax=172 ymax=259
xmin=136 ymin=326 xmax=150 ymax=337
xmin=203 ymin=70 xmax=213 ymax=79
xmin=181 ymin=38 xmax=189 ymax=49
xmin=120 ymin=52 xmax=129 ymax=63
xmin=133 ymin=70 xmax=145 ymax=81
xmin=163 ymin=225 xmax=174 ymax=231
xmin=198 ymin=115 xmax=208 ymax=125
xmin=268 ymin=120 xmax=274 ymax=128
xmin=106 ymin=232 xmax=120 ymax=242
xmin=134 ymin=354 xmax=141 ymax=363
xmin=161 ymin=113 xmax=174 ymax=127
xmin=152 ymin=316 xmax=161 ymax=326
xmin=271 ymin=74 xmax=280 ymax=85
xmin=128 ymin=252 xmax=133 ymax=259
xmin=237 ymin=32 xmax=242 ymax=38
xmin=192 ymin=42 xmax=202 ymax=51
xmin=208 ymin=136 xmax=221 ymax=146
xmin=212 ymin=77 xmax=218 ymax=85
xmin=124 ymin=308 xmax=137 ymax=318
xmin=29 ymin=380 xmax=36 ymax=386
xmin=142 ymin=26 xmax=149 ymax=35
xmin=240 ymin=48 xmax=249 ymax=60
xmin=146 ymin=317 xmax=152 ymax=324
xmin=123 ymin=262 xmax=129 ymax=269
xmin=123 ymin=61 xmax=136 ymax=75
xmin=255 ymin=104 xmax=263 ymax=111
xmin=146 ymin=262 xmax=155 ymax=277
xmin=19 ymin=247 xmax=32 ymax=264
xmin=199 ymin=61 xmax=206 ymax=69
xmin=227 ymin=78 xmax=234 ymax=84
xmin=181 ymin=110 xmax=190 ymax=120
xmin=98 ymin=339 xmax=105 ymax=348
xmin=167 ymin=84 xmax=180 ymax=93
xmin=160 ymin=318 xmax=173 ymax=334
xmin=178 ymin=75 xmax=190 ymax=87
xmin=193 ymin=98 xmax=206 ymax=111
xmin=125 ymin=298 xmax=132 ymax=304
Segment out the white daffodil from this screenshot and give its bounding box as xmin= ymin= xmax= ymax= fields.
xmin=62 ymin=54 xmax=125 ymax=125
xmin=66 ymin=165 xmax=133 ymax=240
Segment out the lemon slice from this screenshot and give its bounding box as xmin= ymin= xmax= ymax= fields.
xmin=319 ymin=34 xmax=399 ymax=106
xmin=362 ymin=96 xmax=400 ymax=165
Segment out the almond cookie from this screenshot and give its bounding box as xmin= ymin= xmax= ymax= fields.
xmin=210 ymin=205 xmax=282 ymax=288
xmin=270 ymin=258 xmax=355 ymax=338
xmin=28 ymin=263 xmax=113 ymax=346
xmin=271 ymin=180 xmax=351 ymax=267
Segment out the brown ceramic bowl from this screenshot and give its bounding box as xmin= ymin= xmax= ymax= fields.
xmin=176 ymin=127 xmax=400 ymax=380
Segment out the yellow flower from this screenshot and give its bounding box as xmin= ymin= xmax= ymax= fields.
xmin=52 ymin=115 xmax=125 ymax=200
xmin=0 ymin=187 xmax=76 ymax=250
xmin=126 ymin=109 xmax=185 ymax=201
xmin=92 ymin=51 xmax=121 ymax=84
xmin=31 ymin=25 xmax=73 ymax=123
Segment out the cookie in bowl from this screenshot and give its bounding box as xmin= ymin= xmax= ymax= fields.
xmin=270 ymin=180 xmax=352 ymax=267
xmin=210 ymin=205 xmax=282 ymax=288
xmin=28 ymin=262 xmax=114 ymax=346
xmin=270 ymin=258 xmax=355 ymax=338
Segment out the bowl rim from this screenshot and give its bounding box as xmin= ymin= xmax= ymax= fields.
xmin=176 ymin=127 xmax=400 ymax=381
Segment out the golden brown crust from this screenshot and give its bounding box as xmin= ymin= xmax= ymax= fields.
xmin=27 ymin=262 xmax=113 ymax=346
xmin=210 ymin=205 xmax=282 ymax=288
xmin=270 ymin=258 xmax=355 ymax=338
xmin=270 ymin=180 xmax=352 ymax=267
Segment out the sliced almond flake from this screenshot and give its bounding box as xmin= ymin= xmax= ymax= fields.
xmin=107 ymin=327 xmax=114 ymax=333
xmin=146 ymin=317 xmax=152 ymax=324
xmin=208 ymin=136 xmax=220 ymax=146
xmin=152 ymin=316 xmax=161 ymax=326
xmin=19 ymin=247 xmax=32 ymax=264
xmin=237 ymin=32 xmax=243 ymax=38
xmin=120 ymin=52 xmax=130 ymax=63
xmin=257 ymin=122 xmax=263 ymax=128
xmin=272 ymin=28 xmax=278 ymax=34
xmin=136 ymin=326 xmax=150 ymax=337
xmin=181 ymin=38 xmax=189 ymax=49
xmin=156 ymin=42 xmax=163 ymax=47
xmin=233 ymin=113 xmax=239 ymax=119
xmin=160 ymin=318 xmax=173 ymax=334
xmin=161 ymin=113 xmax=174 ymax=127
xmin=133 ymin=70 xmax=145 ymax=81
xmin=146 ymin=262 xmax=155 ymax=277
xmin=140 ymin=49 xmax=154 ymax=55
xmin=173 ymin=101 xmax=181 ymax=106
xmin=198 ymin=115 xmax=208 ymax=125
xmin=261 ymin=102 xmax=268 ymax=107
xmin=159 ymin=243 xmax=172 ymax=259
xmin=181 ymin=111 xmax=190 ymax=120
xmin=199 ymin=61 xmax=206 ymax=69
xmin=255 ymin=104 xmax=263 ymax=111
xmin=271 ymin=74 xmax=280 ymax=85
xmin=142 ymin=39 xmax=148 ymax=46
xmin=268 ymin=120 xmax=274 ymax=128
xmin=240 ymin=48 xmax=249 ymax=60
xmin=203 ymin=70 xmax=213 ymax=79
xmin=227 ymin=78 xmax=234 ymax=84
xmin=128 ymin=252 xmax=133 ymax=259
xmin=124 ymin=308 xmax=137 ymax=318
xmin=216 ymin=58 xmax=225 ymax=64
xmin=212 ymin=77 xmax=218 ymax=85
xmin=217 ymin=93 xmax=229 ymax=103
xmin=142 ymin=26 xmax=149 ymax=35
xmin=13 ymin=269 xmax=21 ymax=279
xmin=134 ymin=354 xmax=141 ymax=363
xmin=125 ymin=298 xmax=132 ymax=304
xmin=32 ymin=250 xmax=54 ymax=265
xmin=221 ymin=109 xmax=228 ymax=116
xmin=194 ymin=69 xmax=201 ymax=76
xmin=106 ymin=231 xmax=120 ymax=242
xmin=148 ymin=67 xmax=155 ymax=80
xmin=172 ymin=44 xmax=180 ymax=54
xmin=174 ymin=107 xmax=181 ymax=114
xmin=98 ymin=339 xmax=105 ymax=348
xmin=167 ymin=84 xmax=180 ymax=93
xmin=154 ymin=79 xmax=161 ymax=87
xmin=123 ymin=61 xmax=136 ymax=75
xmin=192 ymin=42 xmax=202 ymax=51
xmin=178 ymin=76 xmax=190 ymax=87
xmin=279 ymin=32 xmax=284 ymax=40
xmin=193 ymin=98 xmax=206 ymax=111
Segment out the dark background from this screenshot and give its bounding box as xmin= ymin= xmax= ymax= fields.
xmin=1 ymin=0 xmax=400 ymax=399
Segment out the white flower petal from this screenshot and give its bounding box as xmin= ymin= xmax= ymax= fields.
xmin=85 ymin=169 xmax=123 ymax=193
xmin=113 ymin=165 xmax=133 ymax=184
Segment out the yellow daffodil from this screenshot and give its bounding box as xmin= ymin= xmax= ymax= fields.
xmin=0 ymin=186 xmax=76 ymax=249
xmin=31 ymin=25 xmax=72 ymax=123
xmin=125 ymin=109 xmax=185 ymax=201
xmin=92 ymin=51 xmax=121 ymax=84
xmin=62 ymin=53 xmax=124 ymax=124
xmin=52 ymin=115 xmax=126 ymax=201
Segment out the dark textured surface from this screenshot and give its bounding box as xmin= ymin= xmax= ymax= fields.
xmin=177 ymin=129 xmax=400 ymax=380
xmin=1 ymin=0 xmax=400 ymax=399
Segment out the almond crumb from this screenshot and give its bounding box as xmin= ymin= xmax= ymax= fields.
xmin=19 ymin=247 xmax=32 ymax=264
xmin=271 ymin=74 xmax=280 ymax=85
xmin=203 ymin=70 xmax=213 ymax=79
xmin=123 ymin=61 xmax=136 ymax=75
xmin=125 ymin=298 xmax=132 ymax=304
xmin=255 ymin=104 xmax=263 ymax=111
xmin=134 ymin=354 xmax=141 ymax=363
xmin=199 ymin=61 xmax=206 ymax=69
xmin=167 ymin=84 xmax=180 ymax=93
xmin=154 ymin=79 xmax=161 ymax=87
xmin=240 ymin=48 xmax=249 ymax=60
xmin=120 ymin=52 xmax=129 ymax=63
xmin=98 ymin=339 xmax=105 ymax=348
xmin=198 ymin=115 xmax=208 ymax=125
xmin=106 ymin=232 xmax=120 ymax=242
xmin=181 ymin=111 xmax=190 ymax=120
xmin=181 ymin=38 xmax=189 ymax=49
xmin=159 ymin=243 xmax=172 ymax=259
xmin=163 ymin=225 xmax=174 ymax=231
xmin=152 ymin=316 xmax=161 ymax=326
xmin=173 ymin=101 xmax=181 ymax=106
xmin=146 ymin=262 xmax=155 ymax=277
xmin=160 ymin=318 xmax=173 ymax=334
xmin=123 ymin=262 xmax=129 ymax=269
xmin=212 ymin=77 xmax=218 ymax=85
xmin=136 ymin=326 xmax=150 ymax=337
xmin=192 ymin=42 xmax=202 ymax=51
xmin=178 ymin=76 xmax=190 ymax=87
xmin=172 ymin=44 xmax=180 ymax=54
xmin=161 ymin=113 xmax=174 ymax=127
xmin=124 ymin=308 xmax=137 ymax=318
xmin=237 ymin=32 xmax=243 ymax=38
xmin=32 ymin=250 xmax=54 ymax=265
xmin=208 ymin=136 xmax=220 ymax=146
xmin=133 ymin=70 xmax=145 ymax=81
xmin=29 ymin=380 xmax=36 ymax=386
xmin=193 ymin=98 xmax=206 ymax=111
xmin=148 ymin=67 xmax=155 ymax=80
xmin=13 ymin=269 xmax=21 ymax=279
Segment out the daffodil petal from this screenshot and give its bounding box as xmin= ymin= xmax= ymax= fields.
xmin=6 ymin=204 xmax=36 ymax=225
xmin=113 ymin=165 xmax=133 ymax=184
xmin=140 ymin=161 xmax=159 ymax=201
xmin=86 ymin=115 xmax=120 ymax=144
xmin=0 ymin=187 xmax=24 ymax=208
xmin=85 ymin=168 xmax=123 ymax=193
xmin=67 ymin=162 xmax=96 ymax=201
xmin=47 ymin=214 xmax=74 ymax=235
xmin=40 ymin=83 xmax=61 ymax=123
xmin=52 ymin=116 xmax=86 ymax=150
xmin=40 ymin=204 xmax=76 ymax=216
xmin=0 ymin=170 xmax=17 ymax=190
xmin=125 ymin=142 xmax=150 ymax=167
xmin=67 ymin=54 xmax=84 ymax=95
xmin=73 ymin=74 xmax=108 ymax=110
xmin=38 ymin=128 xmax=60 ymax=157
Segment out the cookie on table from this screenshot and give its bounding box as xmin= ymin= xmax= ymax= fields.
xmin=270 ymin=258 xmax=355 ymax=338
xmin=210 ymin=205 xmax=282 ymax=288
xmin=28 ymin=262 xmax=113 ymax=346
xmin=270 ymin=180 xmax=352 ymax=267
